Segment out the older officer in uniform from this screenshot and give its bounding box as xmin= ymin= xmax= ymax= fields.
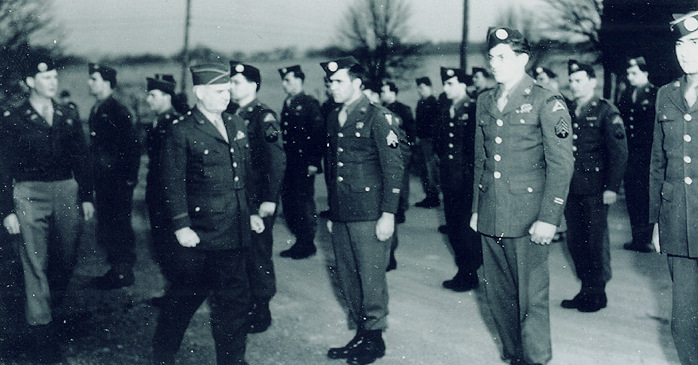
xmin=0 ymin=54 xmax=94 ymax=363
xmin=322 ymin=57 xmax=403 ymax=365
xmin=618 ymin=57 xmax=657 ymax=253
xmin=277 ymin=65 xmax=324 ymax=259
xmin=470 ymin=27 xmax=574 ymax=365
xmin=414 ymin=77 xmax=441 ymax=208
xmin=87 ymin=63 xmax=140 ymax=290
xmin=228 ymin=61 xmax=286 ymax=334
xmin=650 ymin=11 xmax=698 ymax=365
xmin=435 ymin=67 xmax=482 ymax=292
xmin=152 ymin=63 xmax=262 ymax=365
xmin=561 ymin=60 xmax=628 ymax=313
xmin=144 ymin=74 xmax=181 ymax=288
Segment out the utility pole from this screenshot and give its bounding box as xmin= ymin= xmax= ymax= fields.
xmin=180 ymin=0 xmax=192 ymax=93
xmin=460 ymin=0 xmax=468 ymax=70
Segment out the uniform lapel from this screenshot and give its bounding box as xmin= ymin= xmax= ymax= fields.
xmin=501 ymin=76 xmax=534 ymax=116
xmin=668 ymin=78 xmax=689 ymax=112
xmin=191 ymin=107 xmax=229 ymax=144
xmin=342 ymin=96 xmax=370 ymax=130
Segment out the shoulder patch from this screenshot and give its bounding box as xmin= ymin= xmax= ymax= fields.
xmin=263 ymin=113 xmax=276 ymax=123
xmin=552 ymin=100 xmax=566 ymax=112
xmin=611 ymin=115 xmax=623 ymax=125
xmin=555 ymin=118 xmax=570 ymax=138
xmin=386 ymin=130 xmax=399 ymax=148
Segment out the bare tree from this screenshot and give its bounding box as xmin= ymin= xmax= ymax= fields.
xmin=540 ymin=0 xmax=603 ymax=47
xmin=0 ymin=0 xmax=61 ymax=102
xmin=338 ymin=0 xmax=419 ymax=82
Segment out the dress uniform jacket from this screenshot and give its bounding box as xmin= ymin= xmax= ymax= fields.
xmin=146 ymin=108 xmax=180 ymax=203
xmin=0 ymin=101 xmax=93 ymax=216
xmin=472 ymin=76 xmax=574 ymax=238
xmin=280 ymin=92 xmax=325 ymax=171
xmin=650 ymin=76 xmax=698 ymax=258
xmin=88 ymin=96 xmax=139 ymax=183
xmin=618 ymin=84 xmax=657 ymax=160
xmin=568 ymin=97 xmax=628 ymax=195
xmin=233 ymin=99 xmax=286 ymax=209
xmin=415 ymin=95 xmax=439 ymax=140
xmin=326 ymin=96 xmax=404 ymax=222
xmin=161 ymin=107 xmax=251 ymax=251
xmin=435 ymin=97 xmax=476 ymax=167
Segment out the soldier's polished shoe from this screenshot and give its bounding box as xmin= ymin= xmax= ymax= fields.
xmin=623 ymin=241 xmax=654 ymax=253
xmin=280 ymin=242 xmax=317 ymax=259
xmin=328 ymin=330 xmax=366 ymax=359
xmin=247 ymin=300 xmax=272 ymax=334
xmin=347 ymin=330 xmax=385 ymax=365
xmin=442 ymin=271 xmax=479 ymax=292
xmin=415 ymin=197 xmax=440 ymax=208
xmin=561 ymin=291 xmax=607 ymax=312
xmin=94 ymin=266 xmax=135 ymax=290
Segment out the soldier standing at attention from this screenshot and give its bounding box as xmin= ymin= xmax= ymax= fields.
xmin=618 ymin=57 xmax=657 ymax=253
xmin=144 ymin=74 xmax=181 ymax=293
xmin=414 ymin=77 xmax=441 ymax=208
xmin=650 ymin=11 xmax=698 ymax=364
xmin=561 ymin=60 xmax=627 ymax=313
xmin=277 ymin=65 xmax=324 ymax=260
xmin=0 ymin=54 xmax=94 ymax=363
xmin=87 ymin=63 xmax=140 ymax=290
xmin=322 ymin=57 xmax=403 ymax=365
xmin=532 ymin=67 xmax=560 ymax=93
xmin=435 ymin=67 xmax=482 ymax=292
xmin=228 ymin=61 xmax=286 ymax=334
xmin=471 ymin=67 xmax=496 ymax=97
xmin=152 ymin=63 xmax=262 ymax=365
xmin=471 ymin=27 xmax=574 ymax=365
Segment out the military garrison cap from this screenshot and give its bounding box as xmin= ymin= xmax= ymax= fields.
xmin=147 ymin=74 xmax=176 ymax=95
xmin=190 ymin=63 xmax=230 ymax=85
xmin=88 ymin=63 xmax=117 ymax=85
xmin=533 ymin=67 xmax=556 ymax=79
xmin=487 ymin=27 xmax=531 ymax=55
xmin=230 ymin=61 xmax=261 ymax=86
xmin=24 ymin=53 xmax=55 ymax=78
xmin=278 ymin=65 xmax=302 ymax=78
xmin=415 ymin=76 xmax=431 ymax=86
xmin=471 ymin=67 xmax=491 ymax=77
xmin=440 ymin=67 xmax=468 ymax=84
xmin=320 ymin=56 xmax=361 ymax=78
xmin=627 ymin=56 xmax=648 ymax=71
xmin=568 ymin=60 xmax=595 ymax=78
xmin=671 ymin=11 xmax=698 ymax=39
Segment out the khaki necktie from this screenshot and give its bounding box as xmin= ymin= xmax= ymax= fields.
xmin=41 ymin=104 xmax=54 ymax=126
xmin=213 ymin=117 xmax=229 ymax=142
xmin=497 ymin=89 xmax=508 ymax=112
xmin=686 ymin=86 xmax=697 ymax=108
xmin=338 ymin=106 xmax=348 ymax=127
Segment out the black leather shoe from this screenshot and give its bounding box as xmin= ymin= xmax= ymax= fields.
xmin=280 ymin=242 xmax=317 ymax=259
xmin=94 ymin=267 xmax=135 ymax=290
xmin=442 ymin=272 xmax=479 ymax=292
xmin=415 ymin=197 xmax=440 ymax=208
xmin=395 ymin=213 xmax=406 ymax=224
xmin=623 ymin=241 xmax=654 ymax=253
xmin=347 ymin=330 xmax=385 ymax=365
xmin=328 ymin=330 xmax=365 ymax=359
xmin=561 ymin=291 xmax=584 ymax=309
xmin=386 ymin=256 xmax=397 ymax=272
xmin=577 ymin=292 xmax=607 ymax=313
xmin=247 ymin=300 xmax=272 ymax=334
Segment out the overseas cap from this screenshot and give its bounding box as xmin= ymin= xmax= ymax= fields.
xmin=533 ymin=67 xmax=556 ymax=79
xmin=568 ymin=60 xmax=596 ymax=78
xmin=24 ymin=53 xmax=55 ymax=78
xmin=278 ymin=64 xmax=302 ymax=78
xmin=671 ymin=11 xmax=698 ymax=39
xmin=487 ymin=27 xmax=531 ymax=54
xmin=190 ymin=63 xmax=230 ymax=85
xmin=627 ymin=56 xmax=648 ymax=71
xmin=89 ymin=63 xmax=117 ymax=85
xmin=147 ymin=74 xmax=176 ymax=94
xmin=440 ymin=67 xmax=468 ymax=84
xmin=415 ymin=76 xmax=431 ymax=86
xmin=320 ymin=56 xmax=361 ymax=78
xmin=229 ymin=61 xmax=261 ymax=85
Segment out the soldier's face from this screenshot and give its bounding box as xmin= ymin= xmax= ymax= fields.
xmin=416 ymin=84 xmax=432 ymax=99
xmin=362 ymin=89 xmax=380 ymax=104
xmin=380 ymin=85 xmax=396 ymax=104
xmin=488 ymin=44 xmax=528 ymax=84
xmin=329 ymin=69 xmax=361 ymax=104
xmin=196 ymin=83 xmax=231 ymax=114
xmin=27 ymin=70 xmax=58 ymax=99
xmin=88 ymin=72 xmax=109 ymax=96
xmin=626 ymin=65 xmax=649 ymax=87
xmin=568 ymin=71 xmax=597 ymax=100
xmin=146 ymin=89 xmax=171 ymax=114
xmin=281 ymin=73 xmax=302 ymax=95
xmin=472 ymin=72 xmax=487 ymax=90
xmin=230 ymin=74 xmax=256 ymax=102
xmin=676 ymin=36 xmax=698 ymax=74
xmin=442 ymin=77 xmax=466 ymax=101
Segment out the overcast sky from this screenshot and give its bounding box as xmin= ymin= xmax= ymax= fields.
xmin=51 ymin=0 xmax=522 ymax=57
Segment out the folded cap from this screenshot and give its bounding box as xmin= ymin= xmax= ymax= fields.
xmin=147 ymin=74 xmax=176 ymax=94
xmin=486 ymin=27 xmax=531 ymax=55
xmin=89 ymin=63 xmax=117 ymax=85
xmin=415 ymin=76 xmax=431 ymax=86
xmin=320 ymin=56 xmax=360 ymax=78
xmin=230 ymin=61 xmax=261 ymax=85
xmin=24 ymin=53 xmax=56 ymax=78
xmin=190 ymin=63 xmax=230 ymax=85
xmin=627 ymin=56 xmax=648 ymax=71
xmin=440 ymin=67 xmax=467 ymax=84
xmin=671 ymin=11 xmax=698 ymax=40
xmin=568 ymin=60 xmax=595 ymax=78
xmin=278 ymin=64 xmax=302 ymax=78
xmin=533 ymin=67 xmax=556 ymax=79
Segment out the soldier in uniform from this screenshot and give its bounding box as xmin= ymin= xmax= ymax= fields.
xmin=414 ymin=76 xmax=441 ymax=208
xmin=321 ymin=57 xmax=403 ymax=365
xmin=152 ymin=63 xmax=262 ymax=365
xmin=228 ymin=61 xmax=286 ymax=334
xmin=0 ymin=54 xmax=94 ymax=363
xmin=532 ymin=67 xmax=560 ymax=92
xmin=277 ymin=65 xmax=324 ymax=260
xmin=471 ymin=67 xmax=496 ymax=97
xmin=471 ymin=27 xmax=574 ymax=365
xmin=87 ymin=63 xmax=140 ymax=290
xmin=144 ymin=74 xmax=182 ymax=289
xmin=561 ymin=60 xmax=628 ymax=313
xmin=618 ymin=57 xmax=657 ymax=253
xmin=650 ymin=11 xmax=698 ymax=364
xmin=435 ymin=67 xmax=482 ymax=292
xmin=380 ymin=81 xmax=415 ymax=224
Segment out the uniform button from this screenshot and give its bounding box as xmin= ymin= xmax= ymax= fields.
xmin=685 ymin=135 xmax=692 ymax=142
xmin=573 ymin=123 xmax=579 ymax=128
xmin=685 ymin=156 xmax=692 ymax=163
xmin=685 ymin=114 xmax=693 ymax=121
xmin=90 ymin=131 xmax=96 ymax=136
xmin=204 ymin=149 xmax=209 ymax=155
xmin=230 ymin=148 xmax=234 ymax=153
xmin=194 ymin=206 xmax=201 ymax=212
xmin=298 ymin=149 xmax=303 ymax=153
xmin=364 ymin=187 xmax=370 ymax=192
xmin=494 ymin=154 xmax=501 ymax=161
xmin=338 ymin=147 xmax=344 ymax=152
xmin=283 ymin=130 xmax=288 ymax=135
xmin=496 ymin=119 xmax=503 ymax=126
xmin=520 ymin=119 xmax=525 ymax=124
xmin=448 ymin=155 xmax=454 ymax=159
xmin=449 ymin=133 xmax=454 ymax=137
xmin=233 ymin=162 xmax=238 ymax=168
xmin=629 ymin=116 xmax=634 ymax=121
xmin=338 ymin=133 xmax=344 ymax=137
xmin=685 ymin=176 xmax=693 ymax=185
xmin=573 ymin=146 xmax=578 ymax=152
xmin=355 ymin=132 xmax=361 ymax=137
xmin=494 ymin=171 xmax=501 ymax=179
xmin=338 ymin=176 xmax=344 ymax=182
xmin=234 ymin=176 xmax=239 ymax=182
xmin=448 ymin=143 xmax=454 ymax=148
xmin=595 ymin=167 xmax=600 ymax=172
xmin=449 ymin=122 xmax=455 ymax=127
xmin=495 ymin=137 xmax=502 ymax=144
xmin=338 ymin=162 xmax=344 ymax=167
xmin=629 ymin=124 xmax=634 ymax=129
xmin=283 ymin=122 xmax=288 ymax=125
xmin=573 ymin=134 xmax=578 ymax=140
xmin=527 ymin=187 xmax=533 ymax=192
xmin=630 ymin=133 xmax=635 ymax=138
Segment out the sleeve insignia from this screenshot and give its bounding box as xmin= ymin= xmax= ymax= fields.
xmin=552 ymin=100 xmax=566 ymax=112
xmin=612 ymin=115 xmax=623 ymax=125
xmin=555 ymin=118 xmax=570 ymax=138
xmin=55 ymin=109 xmax=63 ymax=116
xmin=554 ymin=197 xmax=565 ymax=205
xmin=392 ymin=188 xmax=401 ymax=194
xmin=356 ymin=122 xmax=364 ymax=129
xmin=386 ymin=130 xmax=399 ymax=148
xmin=385 ymin=113 xmax=393 ymax=125
xmin=263 ymin=113 xmax=276 ymax=123
xmin=235 ymin=130 xmax=246 ymax=141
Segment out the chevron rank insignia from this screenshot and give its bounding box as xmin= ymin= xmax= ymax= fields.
xmin=555 ymin=118 xmax=569 ymax=138
xmin=386 ymin=130 xmax=399 ymax=148
xmin=385 ymin=114 xmax=393 ymax=125
xmin=552 ymin=100 xmax=566 ymax=112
